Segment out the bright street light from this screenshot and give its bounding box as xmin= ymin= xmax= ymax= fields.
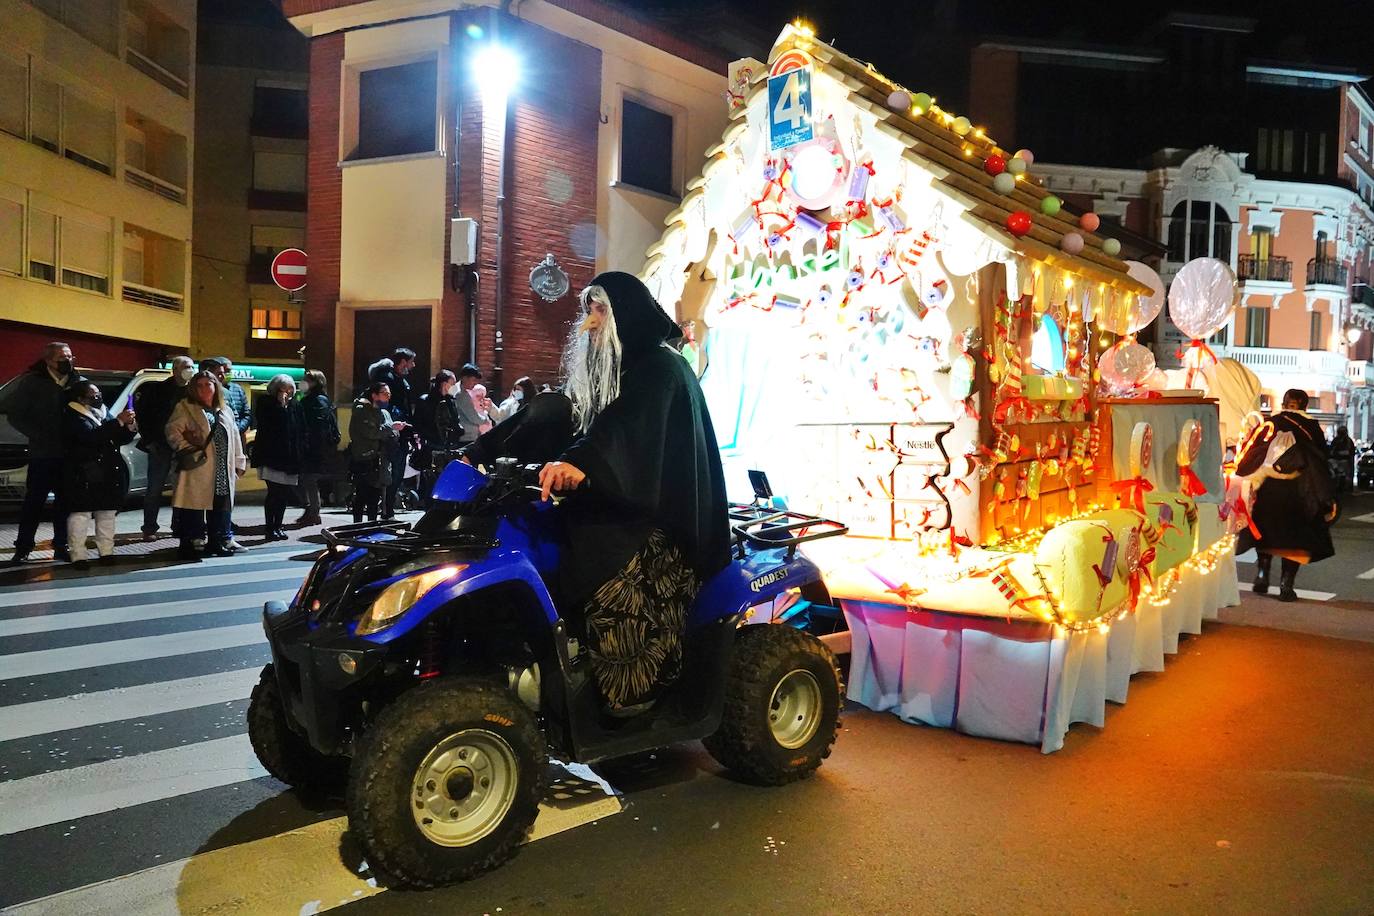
xmin=473 ymin=44 xmax=520 ymax=101
xmin=1348 ymin=327 xmax=1364 ymax=345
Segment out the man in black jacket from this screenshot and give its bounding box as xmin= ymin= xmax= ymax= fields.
xmin=367 ymin=348 xmax=417 ymax=516
xmin=2 ymin=343 xmax=83 ymax=563
xmin=135 ymin=355 xmax=194 ymax=538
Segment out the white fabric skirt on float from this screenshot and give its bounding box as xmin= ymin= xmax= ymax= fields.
xmin=841 ymin=527 xmax=1240 ymax=754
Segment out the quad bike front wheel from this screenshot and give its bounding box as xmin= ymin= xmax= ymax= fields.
xmin=346 ymin=677 xmax=548 ymax=888
xmin=704 ymin=624 xmax=842 ymax=785
xmin=247 ymin=664 xmax=348 ymax=795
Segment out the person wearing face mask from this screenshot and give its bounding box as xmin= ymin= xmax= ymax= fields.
xmin=3 ymin=342 xmax=84 ymax=564
xmin=135 ymin=355 xmax=195 ymax=539
xmin=349 ymin=381 xmax=405 ymax=523
xmin=490 ymin=376 xmax=536 ymax=424
xmin=61 ymin=381 xmax=138 ymax=569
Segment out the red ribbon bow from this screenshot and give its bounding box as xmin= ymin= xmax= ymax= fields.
xmin=1111 ymin=476 xmax=1155 ymax=513
xmin=1180 ymin=465 xmax=1208 ymax=497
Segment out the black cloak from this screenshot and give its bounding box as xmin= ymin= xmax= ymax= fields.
xmin=1236 ymin=410 xmax=1335 ymax=562
xmin=557 ymin=271 xmax=731 ymax=607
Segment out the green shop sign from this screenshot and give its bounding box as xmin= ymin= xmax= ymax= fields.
xmin=161 ymin=363 xmax=305 ymax=384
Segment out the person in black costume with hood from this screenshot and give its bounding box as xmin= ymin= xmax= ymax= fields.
xmin=468 ymin=271 xmax=730 ymax=713
xmin=1236 ymin=388 xmax=1336 ymax=602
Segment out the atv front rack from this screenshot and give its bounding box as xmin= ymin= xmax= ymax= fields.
xmin=320 ymin=518 xmax=498 ymax=554
xmin=728 ymin=504 xmax=848 ymax=560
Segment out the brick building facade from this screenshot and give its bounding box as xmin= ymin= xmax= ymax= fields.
xmin=282 ymin=0 xmax=731 ymax=399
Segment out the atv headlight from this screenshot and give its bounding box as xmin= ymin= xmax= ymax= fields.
xmin=355 ymin=565 xmax=465 ymax=636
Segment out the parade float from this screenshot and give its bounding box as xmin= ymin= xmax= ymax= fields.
xmin=639 ymin=23 xmax=1243 ymax=752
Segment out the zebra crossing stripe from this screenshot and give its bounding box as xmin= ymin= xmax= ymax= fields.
xmin=0 ymin=734 xmax=268 ymax=836
xmin=1 ymin=760 xmax=621 ymax=912
xmin=0 ymin=549 xmax=309 ymax=598
xmin=0 ymin=624 xmax=265 ymax=679
xmin=0 ymin=668 xmax=262 ymax=742
xmin=0 ymin=568 xmax=306 ymax=609
xmin=0 ymin=591 xmax=288 ymax=638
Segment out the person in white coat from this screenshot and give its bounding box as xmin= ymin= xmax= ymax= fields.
xmin=165 ymin=371 xmax=246 ymax=561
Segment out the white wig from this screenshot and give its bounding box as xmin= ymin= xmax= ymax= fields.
xmin=561 ymin=284 xmax=622 ymax=433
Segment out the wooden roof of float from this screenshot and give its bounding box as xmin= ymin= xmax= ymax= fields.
xmin=644 ymin=25 xmax=1150 ymax=296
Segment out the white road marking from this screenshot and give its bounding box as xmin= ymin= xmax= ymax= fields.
xmin=1358 ymin=567 xmax=1374 ymax=580
xmin=1348 ymin=512 xmax=1374 ymax=523
xmin=0 ymin=668 xmax=263 ymax=742
xmin=2 ymin=762 xmax=621 ymax=913
xmin=1238 ymin=582 xmax=1336 ymax=601
xmin=0 ymin=734 xmax=268 ymax=836
xmin=0 ymin=590 xmax=287 ymax=637
xmin=0 ymin=623 xmax=265 ymax=679
xmin=0 ymin=569 xmax=305 ymax=609
xmin=0 ymin=550 xmax=310 ymax=597
xmin=1235 ymin=549 xmax=1256 ymax=563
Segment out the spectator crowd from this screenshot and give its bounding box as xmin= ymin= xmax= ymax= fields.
xmin=2 ymin=341 xmax=540 ymax=569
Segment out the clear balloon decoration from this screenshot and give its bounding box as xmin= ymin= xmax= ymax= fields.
xmin=1168 ymin=257 xmax=1239 ymax=340
xmin=1099 ymin=340 xmax=1156 ymax=394
xmin=1124 ymin=261 xmax=1165 ymax=333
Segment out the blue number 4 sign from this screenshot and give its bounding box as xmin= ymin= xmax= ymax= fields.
xmin=768 ymin=68 xmax=814 ymax=150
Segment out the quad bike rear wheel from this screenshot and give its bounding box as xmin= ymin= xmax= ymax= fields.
xmin=347 ymin=677 xmax=548 ymax=888
xmin=247 ymin=664 xmax=348 ymax=795
xmin=704 ymin=624 xmax=842 ymax=785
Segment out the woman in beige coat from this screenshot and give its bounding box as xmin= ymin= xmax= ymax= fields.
xmin=165 ymin=370 xmax=246 ymax=561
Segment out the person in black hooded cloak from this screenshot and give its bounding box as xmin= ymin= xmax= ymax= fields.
xmin=1235 ymin=388 xmax=1336 ymax=601
xmin=466 ymin=271 xmax=730 ymax=712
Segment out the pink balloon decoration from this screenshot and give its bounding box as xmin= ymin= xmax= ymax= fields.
xmin=1014 ymin=149 xmax=1034 ymax=165
xmin=1078 ymin=212 xmax=1100 ymax=232
xmin=1060 ymin=232 xmax=1085 ymax=255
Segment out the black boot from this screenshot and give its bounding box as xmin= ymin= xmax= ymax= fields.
xmin=1252 ymin=554 xmax=1272 ymax=595
xmin=1277 ymin=559 xmax=1300 ymax=602
xmin=177 ymin=539 xmax=202 ymax=562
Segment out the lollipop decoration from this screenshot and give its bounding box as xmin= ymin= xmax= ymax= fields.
xmin=1177 ymin=419 xmax=1208 ymax=496
xmin=1112 ymin=421 xmax=1155 ymax=512
xmin=1098 ymin=340 xmax=1156 ymax=394
xmin=1169 ymin=257 xmax=1239 ymax=386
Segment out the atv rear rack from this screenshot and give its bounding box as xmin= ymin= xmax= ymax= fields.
xmin=320 ymin=518 xmax=498 ymax=554
xmin=728 ymin=504 xmax=848 ymax=560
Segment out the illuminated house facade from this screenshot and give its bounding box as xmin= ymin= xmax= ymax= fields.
xmin=280 ymin=0 xmax=734 ymax=397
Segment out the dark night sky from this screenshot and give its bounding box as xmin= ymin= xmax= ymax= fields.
xmin=628 ymin=0 xmax=1374 ymax=80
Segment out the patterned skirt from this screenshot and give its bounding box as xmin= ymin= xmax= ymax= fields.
xmin=582 ymin=529 xmax=698 ymax=709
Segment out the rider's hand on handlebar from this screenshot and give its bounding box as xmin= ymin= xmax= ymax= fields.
xmin=538 ymin=461 xmax=586 ymax=502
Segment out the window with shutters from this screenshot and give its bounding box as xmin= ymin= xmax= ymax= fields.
xmin=28 ymin=209 xmax=56 ymax=283
xmin=1244 ymin=306 xmax=1269 ymax=348
xmin=0 ymin=197 xmax=22 ymax=276
xmin=60 ymin=217 xmax=110 ymax=294
xmin=1310 ymin=309 xmax=1325 ymax=350
xmin=62 ymin=88 xmax=114 ymax=174
xmin=250 ymin=305 xmax=302 ymax=340
xmin=0 ymin=51 xmax=25 ymax=140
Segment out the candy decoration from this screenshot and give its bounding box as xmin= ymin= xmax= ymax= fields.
xmin=794 ymin=210 xmax=826 ymax=237
xmin=1169 ymin=256 xmax=1238 ymax=341
xmin=1006 ymin=157 xmax=1027 ymax=176
xmin=1123 ymin=261 xmax=1165 ymax=333
xmin=1092 ymin=533 xmax=1119 ymax=587
xmin=1099 ymin=339 xmax=1156 ymax=391
xmin=1178 ymin=418 xmax=1208 ymax=496
xmin=1103 ymin=238 xmax=1122 ymax=256
xmin=1040 ymin=195 xmax=1062 ymax=216
xmin=1111 ymin=422 xmax=1155 ymax=512
xmin=847 ymin=164 xmax=871 ymax=200
xmin=984 ymin=154 xmax=1006 ymax=176
xmin=1014 ymin=148 xmax=1034 ymax=165
xmin=1060 ymin=232 xmax=1084 ymax=255
xmin=992 ymin=172 xmax=1016 ymax=195
xmin=1078 ymin=212 xmax=1100 ymax=232
xmin=887 ymin=89 xmax=911 ymax=111
xmin=1027 ymin=461 xmax=1043 ymax=499
xmin=952 ymin=116 xmax=972 ymax=136
xmin=1005 ymin=210 xmax=1033 ymax=237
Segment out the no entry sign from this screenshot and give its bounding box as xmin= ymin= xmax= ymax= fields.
xmin=270 ymin=248 xmax=308 ymax=292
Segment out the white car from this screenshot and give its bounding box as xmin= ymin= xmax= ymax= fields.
xmin=0 ymin=367 xmax=171 ymax=503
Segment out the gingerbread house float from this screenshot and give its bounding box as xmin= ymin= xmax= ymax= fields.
xmin=639 ymin=24 xmax=1242 ymax=752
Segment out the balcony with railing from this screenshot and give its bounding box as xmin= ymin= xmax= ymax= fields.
xmin=124 ymin=109 xmax=187 ymax=204
xmin=1306 ymin=258 xmax=1348 ymax=289
xmin=1348 ymin=360 xmax=1368 ymax=386
xmin=1353 ymin=280 xmax=1374 ymax=309
xmin=1238 ymin=254 xmax=1292 ymax=283
xmin=1228 ymin=346 xmax=1350 ymax=390
xmin=125 ymin=0 xmax=190 ymax=97
xmin=122 ymin=224 xmax=185 ymax=312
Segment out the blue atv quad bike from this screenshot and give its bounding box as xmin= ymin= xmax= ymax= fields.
xmin=248 ymin=457 xmax=847 ymax=888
